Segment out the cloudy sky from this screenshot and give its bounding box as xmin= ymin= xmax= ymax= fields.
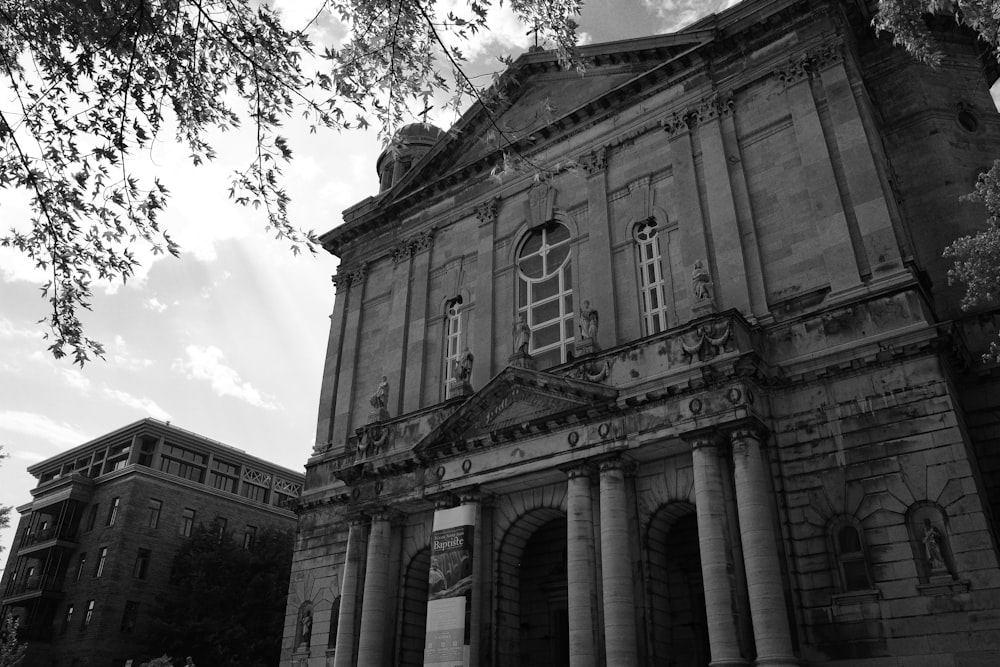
xmin=0 ymin=0 xmax=741 ymax=562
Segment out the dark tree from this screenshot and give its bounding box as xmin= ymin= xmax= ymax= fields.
xmin=143 ymin=522 xmax=294 ymax=667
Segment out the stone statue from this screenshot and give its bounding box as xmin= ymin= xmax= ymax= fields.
xmin=691 ymin=259 xmax=712 ymax=301
xmin=578 ymin=301 xmax=598 ymax=340
xmin=369 ymin=375 xmax=389 ymax=410
xmin=454 ymin=347 xmax=474 ymax=381
xmin=513 ymin=314 xmax=531 ymax=355
xmin=297 ymin=603 xmax=313 ymax=649
xmin=923 ymin=520 xmax=946 ymax=571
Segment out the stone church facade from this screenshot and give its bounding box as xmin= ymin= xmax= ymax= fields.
xmin=282 ymin=1 xmax=1000 ymax=665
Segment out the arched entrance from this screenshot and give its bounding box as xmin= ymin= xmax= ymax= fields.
xmin=397 ymin=547 xmax=430 ymax=666
xmin=646 ymin=504 xmax=710 ymax=666
xmin=495 ymin=509 xmax=569 ymax=667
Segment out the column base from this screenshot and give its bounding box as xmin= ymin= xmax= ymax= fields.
xmin=710 ymin=659 xmax=749 ymax=667
xmin=754 ymin=655 xmax=798 ymax=667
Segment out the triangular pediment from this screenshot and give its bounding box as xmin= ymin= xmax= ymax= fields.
xmin=414 ymin=366 xmax=618 ymax=456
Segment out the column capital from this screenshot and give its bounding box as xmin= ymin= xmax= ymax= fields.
xmin=366 ymin=507 xmax=405 ymax=524
xmin=727 ymin=421 xmax=769 ymax=454
xmin=474 ymin=197 xmax=499 ymax=226
xmin=684 ymin=430 xmax=725 ymax=451
xmin=561 ymin=461 xmax=596 ymax=480
xmin=456 ymin=486 xmax=494 ymax=506
xmin=596 ymin=455 xmax=635 ymax=475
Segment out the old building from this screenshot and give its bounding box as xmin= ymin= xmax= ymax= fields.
xmin=1 ymin=418 xmax=303 ymax=667
xmin=285 ymin=0 xmax=1000 ymax=665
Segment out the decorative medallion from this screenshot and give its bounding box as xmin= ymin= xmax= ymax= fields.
xmin=727 ymin=387 xmax=742 ymax=404
xmin=689 ymin=398 xmax=703 ymax=414
xmin=598 ymin=423 xmax=611 ymax=438
xmin=462 ymin=459 xmax=472 ymax=473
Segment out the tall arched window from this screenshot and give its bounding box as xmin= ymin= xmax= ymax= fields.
xmin=443 ymin=297 xmax=463 ymax=388
xmin=517 ymin=222 xmax=573 ymax=368
xmin=634 ymin=219 xmax=670 ymax=335
xmin=829 ymin=519 xmax=873 ymax=591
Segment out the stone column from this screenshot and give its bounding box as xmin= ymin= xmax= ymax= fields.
xmin=333 ymin=518 xmax=366 ymax=667
xmin=566 ymin=465 xmax=598 ymax=667
xmin=315 ymin=273 xmax=350 ymax=449
xmin=403 ymin=230 xmax=434 ymax=412
xmin=384 ymin=241 xmax=414 ymax=416
xmin=331 ymin=264 xmax=368 ymax=448
xmin=664 ymin=118 xmax=713 ymax=317
xmin=357 ymin=511 xmax=393 ymax=666
xmin=730 ymin=427 xmax=797 ymax=667
xmin=599 ymin=458 xmax=639 ymax=666
xmin=690 ymin=435 xmax=746 ymax=666
xmin=581 ymin=147 xmax=618 ymax=349
xmin=471 ymin=199 xmax=497 ymax=389
xmin=781 ymin=62 xmax=861 ymax=292
xmin=458 ymin=491 xmax=485 ymax=666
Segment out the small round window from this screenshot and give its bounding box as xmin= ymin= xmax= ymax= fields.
xmin=958 ymin=107 xmax=980 ymax=133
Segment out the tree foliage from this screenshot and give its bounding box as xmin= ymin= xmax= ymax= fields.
xmin=0 ymin=612 xmax=26 ymax=667
xmin=874 ymin=1 xmax=1000 ymax=361
xmin=0 ymin=0 xmax=582 ymax=364
xmin=143 ymin=522 xmax=294 ymax=667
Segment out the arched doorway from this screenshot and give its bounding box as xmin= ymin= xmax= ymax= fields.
xmin=646 ymin=504 xmax=709 ymax=666
xmin=398 ymin=547 xmax=430 ymax=666
xmin=495 ymin=509 xmax=568 ymax=667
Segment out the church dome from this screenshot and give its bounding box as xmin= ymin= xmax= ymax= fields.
xmin=376 ymin=122 xmax=447 ymax=192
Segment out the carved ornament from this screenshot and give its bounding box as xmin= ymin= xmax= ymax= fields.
xmin=474 ymin=198 xmax=499 ymax=226
xmin=579 ymin=146 xmax=608 ymax=176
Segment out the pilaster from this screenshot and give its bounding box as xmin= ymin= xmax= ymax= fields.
xmin=472 ymin=199 xmax=498 ymax=388
xmin=580 ymin=146 xmax=618 ymax=350
xmin=402 ymin=229 xmax=434 ymax=413
xmin=332 ymin=518 xmax=367 ymax=667
xmin=331 ymin=264 xmax=368 ymax=450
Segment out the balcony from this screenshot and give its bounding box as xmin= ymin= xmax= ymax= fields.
xmin=2 ymin=574 xmax=65 ymax=604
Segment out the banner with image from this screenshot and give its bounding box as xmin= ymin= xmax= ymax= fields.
xmin=423 ymin=504 xmax=476 ymax=667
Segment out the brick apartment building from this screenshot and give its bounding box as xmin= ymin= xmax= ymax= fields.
xmin=1 ymin=418 xmax=303 ymax=667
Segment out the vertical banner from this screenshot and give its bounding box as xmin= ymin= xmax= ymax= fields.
xmin=423 ymin=504 xmax=476 ymax=667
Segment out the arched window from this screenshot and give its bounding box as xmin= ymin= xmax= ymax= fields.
xmin=443 ymin=297 xmax=463 ymax=388
xmin=517 ymin=222 xmax=574 ymax=368
xmin=634 ymin=218 xmax=670 ymax=335
xmin=830 ymin=519 xmax=872 ymax=591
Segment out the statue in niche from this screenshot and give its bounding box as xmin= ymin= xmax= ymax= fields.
xmin=691 ymin=259 xmax=713 ymax=301
xmin=923 ymin=519 xmax=947 ymax=572
xmin=370 ymin=376 xmax=388 ymax=410
xmin=296 ymin=602 xmax=313 ymax=649
xmin=454 ymin=347 xmax=474 ymax=382
xmin=512 ymin=314 xmax=531 ymax=355
xmin=578 ymin=301 xmax=598 ymax=340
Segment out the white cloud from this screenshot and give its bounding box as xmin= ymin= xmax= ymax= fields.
xmin=0 ymin=317 xmax=37 ymax=340
xmin=60 ymin=368 xmax=92 ymax=392
xmin=12 ymin=450 xmax=47 ymax=463
xmin=110 ymin=335 xmax=155 ymax=371
xmin=0 ymin=411 xmax=87 ymax=447
xmin=644 ymin=0 xmax=744 ymax=32
xmin=101 ymin=388 xmax=171 ymax=421
xmin=174 ymin=345 xmax=278 ymax=410
xmin=144 ymin=297 xmax=168 ymax=313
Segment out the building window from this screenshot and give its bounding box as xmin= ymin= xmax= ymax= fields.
xmin=63 ymin=604 xmax=74 ymax=635
xmin=106 ymin=497 xmax=120 ymax=527
xmin=84 ymin=504 xmax=99 ymax=532
xmin=95 ymin=547 xmax=108 ymax=578
xmin=243 ymin=525 xmax=257 ymax=550
xmin=159 ymin=443 xmax=207 ymax=483
xmin=444 ymin=297 xmax=463 ymax=387
xmin=133 ymin=549 xmax=151 ymax=579
xmin=136 ymin=435 xmax=157 ymax=467
xmin=81 ymin=600 xmax=95 ymax=630
xmin=147 ymin=499 xmax=162 ymax=529
xmin=215 ymin=517 xmax=228 ymax=542
xmin=180 ymin=508 xmax=196 ymax=537
xmin=830 ymin=520 xmax=872 ymax=591
xmin=516 ymin=221 xmax=574 ymax=368
xmin=210 ymin=459 xmax=240 ymax=494
xmin=120 ymin=600 xmax=139 ymax=633
xmin=75 ymin=552 xmax=87 ymax=582
xmin=633 ymin=219 xmax=671 ymax=335
xmin=241 ymin=482 xmax=269 ymax=504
